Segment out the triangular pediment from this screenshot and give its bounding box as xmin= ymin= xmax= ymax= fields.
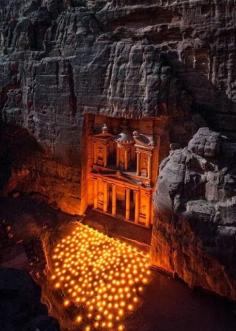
xmin=94 ymin=170 xmax=140 ymax=186
xmin=93 ymin=132 xmax=114 ymax=138
xmin=133 ymin=133 xmax=154 ymax=148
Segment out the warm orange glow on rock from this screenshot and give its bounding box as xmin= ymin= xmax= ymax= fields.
xmin=50 ymin=224 xmax=151 ymax=330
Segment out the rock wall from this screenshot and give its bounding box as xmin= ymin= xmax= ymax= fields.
xmin=1 ymin=0 xmax=236 ymax=137
xmin=0 ymin=124 xmax=82 ymax=214
xmin=157 ymin=0 xmax=236 ymax=136
xmin=151 ymin=128 xmax=236 ymax=300
xmin=0 ymin=0 xmax=200 ymax=213
xmin=0 ymin=0 xmax=236 ymax=298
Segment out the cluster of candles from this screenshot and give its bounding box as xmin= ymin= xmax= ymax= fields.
xmin=50 ymin=224 xmax=151 ymax=331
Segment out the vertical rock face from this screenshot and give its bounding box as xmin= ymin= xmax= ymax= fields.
xmin=0 ymin=0 xmax=236 ymax=299
xmin=156 ymin=0 xmax=236 ymax=136
xmin=0 ymin=0 xmax=199 ymax=213
xmin=151 ymin=128 xmax=236 ymax=300
xmin=1 ymin=0 xmax=236 ymax=131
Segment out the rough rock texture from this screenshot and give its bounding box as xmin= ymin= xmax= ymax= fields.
xmin=0 ymin=0 xmax=207 ymax=213
xmin=0 ymin=0 xmax=236 ymax=299
xmin=0 ymin=268 xmax=60 ymax=331
xmin=1 ymin=0 xmax=236 ymax=212
xmin=2 ymin=0 xmax=236 ymax=125
xmin=0 ymin=124 xmax=82 ymax=214
xmin=151 ymin=128 xmax=236 ymax=300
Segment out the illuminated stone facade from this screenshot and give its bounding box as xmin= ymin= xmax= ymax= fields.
xmin=82 ymin=115 xmax=166 ymax=228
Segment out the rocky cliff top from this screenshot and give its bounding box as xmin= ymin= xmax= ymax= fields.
xmin=0 ymin=0 xmax=236 ymax=131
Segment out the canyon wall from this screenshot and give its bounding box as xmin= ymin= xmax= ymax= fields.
xmin=0 ymin=0 xmax=201 ymax=213
xmin=151 ymin=127 xmax=236 ymax=300
xmin=0 ymin=0 xmax=236 ymax=298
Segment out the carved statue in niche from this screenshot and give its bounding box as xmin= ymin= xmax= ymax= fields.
xmin=119 ymin=149 xmax=125 ymax=170
xmin=115 ymin=122 xmax=135 ymax=171
xmin=140 ymin=204 xmax=146 ymax=218
xmin=141 ymin=157 xmax=148 ymax=177
xmin=97 ymin=146 xmax=104 ymax=166
xmin=98 ymin=191 xmax=104 ymax=208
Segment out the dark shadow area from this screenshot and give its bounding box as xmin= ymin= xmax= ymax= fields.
xmin=165 ymin=53 xmax=236 ymax=140
xmin=0 ymin=123 xmax=42 ymax=190
xmin=0 ymin=195 xmax=75 ymax=243
xmin=126 ymin=270 xmax=236 ymax=331
xmin=83 ymin=208 xmax=152 ymax=249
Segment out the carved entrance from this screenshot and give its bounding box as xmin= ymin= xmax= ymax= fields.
xmin=83 ymin=115 xmax=163 ymax=228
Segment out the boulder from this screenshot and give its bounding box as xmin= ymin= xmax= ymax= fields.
xmin=151 ymin=128 xmax=236 ymax=301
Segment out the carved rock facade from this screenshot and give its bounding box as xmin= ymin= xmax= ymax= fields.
xmin=0 ymin=0 xmax=236 ymax=299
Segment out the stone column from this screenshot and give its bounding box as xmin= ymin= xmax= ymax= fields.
xmin=94 ymin=142 xmax=97 ymax=165
xmin=135 ymin=190 xmax=140 ymax=224
xmin=94 ymin=179 xmax=98 ymax=209
xmin=136 ymin=152 xmax=140 ymax=176
xmin=116 ymin=148 xmax=120 ymax=168
xmin=147 ymin=154 xmax=152 ymax=179
xmin=103 ymin=182 xmax=108 ymax=213
xmin=125 ymin=188 xmax=130 ymax=220
xmin=124 ymin=149 xmax=128 ymax=170
xmin=104 ymin=145 xmax=108 ymax=167
xmin=112 ymin=185 xmax=116 ymax=216
xmin=145 ymin=193 xmax=151 ymax=227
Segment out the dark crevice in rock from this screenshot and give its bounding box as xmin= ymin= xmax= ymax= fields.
xmin=67 ymin=60 xmax=77 ymax=116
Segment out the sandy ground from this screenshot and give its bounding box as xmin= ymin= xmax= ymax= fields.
xmin=0 ymin=196 xmax=236 ymax=331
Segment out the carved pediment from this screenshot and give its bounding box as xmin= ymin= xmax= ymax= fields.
xmin=133 ymin=131 xmax=154 ymax=149
xmin=93 ymin=123 xmax=114 ymax=140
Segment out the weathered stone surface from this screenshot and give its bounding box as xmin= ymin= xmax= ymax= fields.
xmin=0 ymin=0 xmax=236 ymax=300
xmin=0 ymin=0 xmax=203 ymax=214
xmin=0 ymin=124 xmax=82 ymax=214
xmin=0 ymin=268 xmax=60 ymax=331
xmin=0 ymin=0 xmax=236 ymax=129
xmin=151 ymin=128 xmax=236 ymax=300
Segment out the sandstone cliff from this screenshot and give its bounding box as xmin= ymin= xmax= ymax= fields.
xmin=152 ymin=127 xmax=236 ymax=300
xmin=0 ymin=0 xmax=236 ymax=299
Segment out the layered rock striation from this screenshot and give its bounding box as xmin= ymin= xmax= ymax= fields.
xmin=151 ymin=128 xmax=236 ymax=300
xmin=0 ymin=0 xmax=200 ymax=213
xmin=0 ymin=0 xmax=236 ymax=299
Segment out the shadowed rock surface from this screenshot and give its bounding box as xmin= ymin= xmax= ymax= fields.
xmin=0 ymin=0 xmax=236 ymax=302
xmin=1 ymin=0 xmax=236 ymax=214
xmin=151 ymin=127 xmax=236 ymax=300
xmin=0 ymin=268 xmax=60 ymax=331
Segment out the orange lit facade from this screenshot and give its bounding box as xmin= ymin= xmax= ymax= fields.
xmin=81 ymin=115 xmax=167 ymax=228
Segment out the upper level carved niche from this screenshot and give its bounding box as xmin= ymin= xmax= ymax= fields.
xmin=91 ymin=121 xmax=155 ymax=187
